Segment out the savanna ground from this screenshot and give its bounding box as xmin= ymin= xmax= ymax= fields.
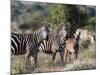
xmin=11 ymin=41 xmax=96 ymax=74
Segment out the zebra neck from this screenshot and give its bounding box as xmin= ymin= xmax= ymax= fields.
xmin=33 ymin=30 xmax=43 ymax=44
xmin=75 ymin=36 xmax=80 ymax=45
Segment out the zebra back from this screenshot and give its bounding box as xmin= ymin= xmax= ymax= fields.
xmin=39 ymin=32 xmax=66 ymax=54
xmin=11 ymin=24 xmax=52 ymax=55
xmin=11 ymin=32 xmax=33 ymax=55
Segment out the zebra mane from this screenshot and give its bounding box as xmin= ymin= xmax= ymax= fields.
xmin=32 ymin=25 xmax=43 ymax=31
xmin=32 ymin=22 xmax=49 ymax=31
xmin=49 ymin=32 xmax=61 ymax=41
xmin=56 ymin=22 xmax=65 ymax=34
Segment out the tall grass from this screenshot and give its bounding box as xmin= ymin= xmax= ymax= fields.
xmin=64 ymin=42 xmax=96 ymax=71
xmin=11 ymin=41 xmax=96 ymax=74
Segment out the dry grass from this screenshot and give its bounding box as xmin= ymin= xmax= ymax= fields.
xmin=64 ymin=42 xmax=96 ymax=71
xmin=11 ymin=42 xmax=96 ymax=74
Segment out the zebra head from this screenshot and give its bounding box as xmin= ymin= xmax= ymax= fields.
xmin=74 ymin=29 xmax=81 ymax=41
xmin=40 ymin=24 xmax=52 ymax=41
xmin=59 ymin=23 xmax=70 ymax=41
xmin=75 ymin=29 xmax=81 ymax=37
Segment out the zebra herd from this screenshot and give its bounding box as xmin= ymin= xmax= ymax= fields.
xmin=38 ymin=24 xmax=70 ymax=65
xmin=11 ymin=23 xmax=81 ymax=71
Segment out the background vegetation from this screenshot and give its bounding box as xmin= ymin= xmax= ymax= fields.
xmin=11 ymin=0 xmax=96 ymax=34
xmin=11 ymin=0 xmax=96 ymax=74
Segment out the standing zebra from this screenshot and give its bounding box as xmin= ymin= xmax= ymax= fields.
xmin=38 ymin=24 xmax=70 ymax=65
xmin=11 ymin=25 xmax=51 ymax=70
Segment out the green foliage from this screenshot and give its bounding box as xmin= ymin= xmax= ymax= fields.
xmin=63 ymin=5 xmax=90 ymax=36
xmin=63 ymin=5 xmax=79 ymax=35
xmin=45 ymin=4 xmax=66 ymax=25
xmin=86 ymin=17 xmax=96 ymax=31
xmin=11 ymin=1 xmax=96 ymax=33
xmin=11 ymin=0 xmax=47 ymax=30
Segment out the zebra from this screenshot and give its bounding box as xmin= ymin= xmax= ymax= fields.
xmin=38 ymin=24 xmax=70 ymax=65
xmin=11 ymin=25 xmax=51 ymax=70
xmin=74 ymin=29 xmax=81 ymax=59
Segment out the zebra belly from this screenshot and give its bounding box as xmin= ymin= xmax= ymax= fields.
xmin=43 ymin=49 xmax=53 ymax=54
xmin=12 ymin=44 xmax=26 ymax=55
xmin=14 ymin=51 xmax=26 ymax=55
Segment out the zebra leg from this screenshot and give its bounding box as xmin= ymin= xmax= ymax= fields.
xmin=74 ymin=51 xmax=78 ymax=60
xmin=34 ymin=54 xmax=38 ymax=64
xmin=31 ymin=51 xmax=38 ymax=66
xmin=52 ymin=52 xmax=56 ymax=63
xmin=28 ymin=52 xmax=38 ymax=72
xmin=75 ymin=48 xmax=78 ymax=59
xmin=60 ymin=51 xmax=64 ymax=66
xmin=75 ymin=46 xmax=79 ymax=59
xmin=75 ymin=52 xmax=78 ymax=59
xmin=24 ymin=51 xmax=31 ymax=73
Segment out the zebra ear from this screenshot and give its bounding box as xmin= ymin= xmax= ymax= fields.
xmin=48 ymin=23 xmax=53 ymax=32
xmin=67 ymin=22 xmax=71 ymax=28
xmin=60 ymin=22 xmax=65 ymax=26
xmin=48 ymin=23 xmax=51 ymax=27
xmin=48 ymin=23 xmax=53 ymax=29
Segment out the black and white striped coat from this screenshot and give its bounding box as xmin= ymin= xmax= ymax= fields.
xmin=39 ymin=33 xmax=66 ymax=54
xmin=11 ymin=25 xmax=51 ymax=67
xmin=11 ymin=33 xmax=34 ymax=55
xmin=38 ymin=25 xmax=70 ymax=65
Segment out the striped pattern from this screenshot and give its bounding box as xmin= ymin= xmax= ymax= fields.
xmin=11 ymin=25 xmax=51 ymax=68
xmin=39 ymin=34 xmax=66 ymax=54
xmin=11 ymin=33 xmax=33 ymax=55
xmin=38 ymin=25 xmax=70 ymax=65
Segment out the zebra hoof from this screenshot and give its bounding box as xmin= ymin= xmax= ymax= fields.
xmin=61 ymin=62 xmax=65 ymax=66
